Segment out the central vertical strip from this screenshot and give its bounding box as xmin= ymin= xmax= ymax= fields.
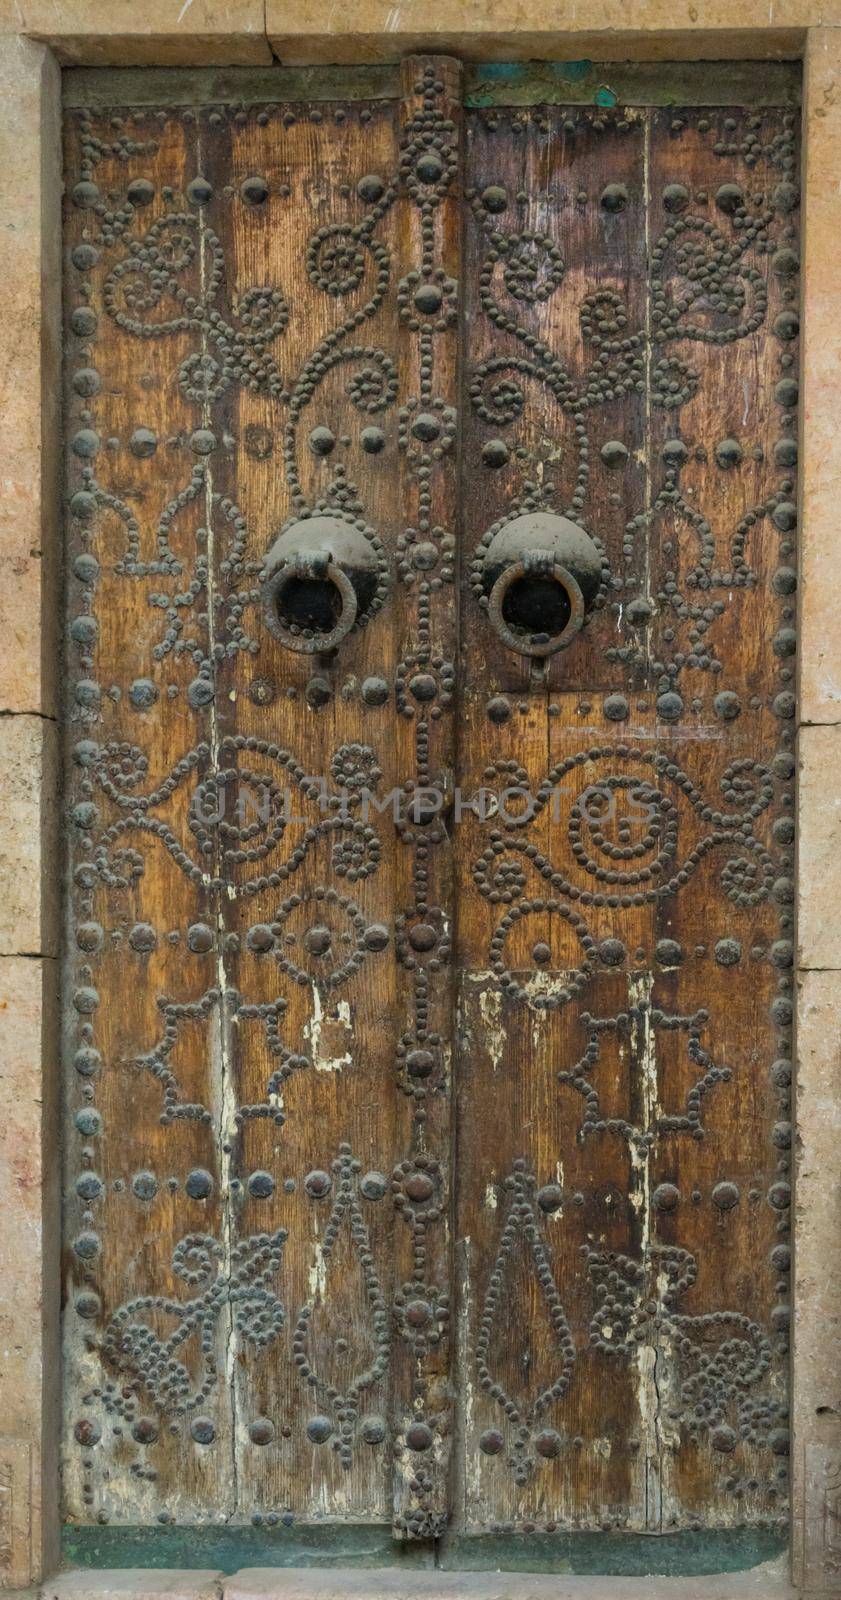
xmin=390 ymin=54 xmax=463 ymax=1541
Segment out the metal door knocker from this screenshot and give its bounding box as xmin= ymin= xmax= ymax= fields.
xmin=474 ymin=510 xmax=605 ymax=657
xmin=261 ymin=512 xmax=388 ymax=653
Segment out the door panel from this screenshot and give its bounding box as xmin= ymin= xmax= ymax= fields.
xmin=61 ymin=63 xmax=797 ymax=1551
xmin=455 ymin=100 xmax=796 ymax=1535
xmin=62 ymin=59 xmax=459 ymax=1537
xmin=460 ymin=106 xmax=649 ymax=699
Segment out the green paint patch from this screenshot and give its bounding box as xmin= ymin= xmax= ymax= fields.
xmin=62 ymin=1523 xmax=787 ymax=1579
xmin=464 ymin=59 xmax=800 ymax=108
xmin=440 ymin=1528 xmax=788 ymax=1576
xmin=466 ymin=60 xmax=593 ymax=85
xmin=63 ymin=63 xmax=400 ymax=109
xmin=467 ymin=60 xmax=594 ymax=107
xmin=61 ymin=1523 xmax=435 ymax=1573
xmin=64 ymin=59 xmax=801 ymax=114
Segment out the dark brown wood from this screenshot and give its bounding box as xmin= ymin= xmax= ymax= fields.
xmin=61 ymin=63 xmax=461 ymax=1536
xmin=61 ymin=74 xmax=796 ymax=1546
xmin=455 ymin=100 xmax=796 ymax=1536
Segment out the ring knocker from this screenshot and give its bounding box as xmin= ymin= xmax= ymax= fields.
xmin=487 ymin=550 xmax=586 ymax=657
xmin=263 ymin=550 xmax=358 ymax=654
xmin=260 ymin=514 xmax=380 ymax=654
xmin=476 ymin=511 xmax=603 ymax=660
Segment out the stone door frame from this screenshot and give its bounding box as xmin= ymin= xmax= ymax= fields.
xmin=1 ymin=7 xmax=839 ymax=1595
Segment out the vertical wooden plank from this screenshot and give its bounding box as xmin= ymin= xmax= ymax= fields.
xmin=62 ymin=99 xmax=232 ymax=1524
xmin=388 ymin=54 xmax=462 ymax=1540
xmin=61 ymin=63 xmax=461 ymax=1542
xmin=644 ymin=104 xmax=796 ymax=1538
xmin=455 ymin=104 xmax=650 ymax=1534
xmin=453 ymin=91 xmax=794 ymax=1545
xmin=203 ymin=87 xmax=404 ymax=1530
xmin=199 ymin=62 xmax=462 ymax=1534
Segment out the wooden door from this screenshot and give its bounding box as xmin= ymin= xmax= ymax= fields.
xmin=455 ymin=88 xmax=797 ymax=1541
xmin=61 ymin=59 xmax=797 ymax=1555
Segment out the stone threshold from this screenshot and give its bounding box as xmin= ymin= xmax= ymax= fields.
xmin=8 ymin=1557 xmax=801 ymax=1600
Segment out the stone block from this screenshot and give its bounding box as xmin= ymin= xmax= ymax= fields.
xmin=0 ymin=36 xmax=60 ymax=717
xmin=43 ymin=1575 xmax=224 ymax=1600
xmin=797 ymin=724 xmax=841 ymax=969
xmin=792 ymin=970 xmax=841 ymax=1590
xmin=0 ymin=4 xmax=272 ymax=65
xmin=0 ymin=955 xmax=59 ymax=1588
xmin=0 ymin=714 xmax=59 ymax=959
xmin=800 ymin=29 xmax=841 ymax=725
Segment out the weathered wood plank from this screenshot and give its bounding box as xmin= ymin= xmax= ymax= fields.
xmin=61 ymin=70 xmax=461 ymax=1536
xmin=455 ymin=104 xmax=651 ymax=1533
xmin=463 ymin=61 xmax=801 ymax=110
xmin=206 ymin=86 xmax=405 ymax=1531
xmin=61 ymin=73 xmax=796 ymax=1549
xmin=62 ymin=101 xmax=234 ymax=1525
xmin=452 ymin=98 xmax=795 ymax=1541
xmin=644 ymin=104 xmax=797 ymax=1533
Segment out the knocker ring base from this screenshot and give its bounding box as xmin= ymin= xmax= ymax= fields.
xmin=263 ymin=555 xmax=358 ymax=654
xmin=476 ymin=510 xmax=604 ymax=660
xmin=260 ymin=513 xmax=381 ymax=655
xmin=487 ymin=554 xmax=586 ymax=657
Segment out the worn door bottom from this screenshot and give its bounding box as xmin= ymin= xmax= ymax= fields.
xmin=58 ymin=1524 xmax=786 ymax=1578
xmin=37 ymin=1555 xmax=797 ymax=1600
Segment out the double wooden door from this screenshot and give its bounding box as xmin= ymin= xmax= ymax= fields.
xmin=62 ymin=57 xmax=798 ymax=1549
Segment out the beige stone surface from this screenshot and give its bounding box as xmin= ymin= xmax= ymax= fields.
xmin=1 ymin=0 xmax=839 ymax=62
xmin=791 ymin=970 xmax=841 ymax=1591
xmin=266 ymin=0 xmax=812 ymax=63
xmin=42 ymin=1574 xmax=224 ymax=1599
xmin=0 ymin=1571 xmax=803 ymax=1600
xmin=0 ymin=9 xmax=834 ymax=1596
xmin=797 ymin=724 xmax=841 ymax=968
xmin=0 ymin=714 xmax=59 ymax=959
xmin=268 ymin=27 xmax=803 ymax=66
xmin=0 ymin=955 xmax=59 ymax=1588
xmin=800 ymin=28 xmax=841 ymax=726
xmin=0 ymin=35 xmax=60 ymax=717
xmin=0 ymin=47 xmax=61 ymax=1574
xmin=222 ymin=1562 xmax=796 ymax=1600
xmin=0 ymin=1 xmax=272 ymax=64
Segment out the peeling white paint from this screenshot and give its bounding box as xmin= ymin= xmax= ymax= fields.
xmin=629 ymin=967 xmax=662 ymax=1520
xmin=459 ymin=1237 xmax=482 ymax=1506
xmin=636 ymin=1342 xmax=659 ymax=1451
xmin=308 ymin=1240 xmax=328 ymax=1304
xmin=305 ymin=989 xmax=353 ymax=1072
xmin=476 ymin=983 xmax=505 ymax=1072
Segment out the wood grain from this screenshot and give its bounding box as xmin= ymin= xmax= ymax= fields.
xmin=62 ymin=79 xmax=796 ymax=1546
xmin=454 ymin=100 xmax=796 ymax=1537
xmin=61 ymin=66 xmax=462 ymax=1535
